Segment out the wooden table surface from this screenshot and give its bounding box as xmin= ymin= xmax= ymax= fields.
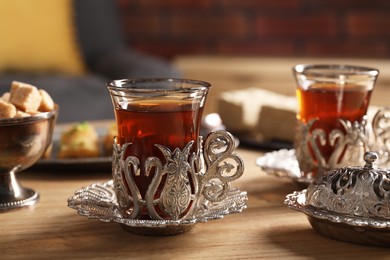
xmin=2 ymin=141 xmax=390 ymax=259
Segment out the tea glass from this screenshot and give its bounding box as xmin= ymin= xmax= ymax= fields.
xmin=292 ymin=64 xmax=379 ymax=183
xmin=107 ymin=78 xmax=211 ymax=222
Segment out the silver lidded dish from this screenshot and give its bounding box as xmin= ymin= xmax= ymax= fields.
xmin=285 ymin=151 xmax=390 ymax=246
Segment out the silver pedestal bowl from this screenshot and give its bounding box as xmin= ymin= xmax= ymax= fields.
xmin=0 ymin=109 xmax=57 ymax=210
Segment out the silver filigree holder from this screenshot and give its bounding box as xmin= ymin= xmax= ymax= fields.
xmin=369 ymin=107 xmax=390 ymax=167
xmin=257 ymin=107 xmax=390 ymax=187
xmin=294 ymin=116 xmax=368 ymax=184
xmin=68 ymin=130 xmax=247 ymax=236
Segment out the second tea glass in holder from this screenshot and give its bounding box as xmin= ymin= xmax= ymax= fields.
xmin=293 ymin=64 xmax=379 ymax=183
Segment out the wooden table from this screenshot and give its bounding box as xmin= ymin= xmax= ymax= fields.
xmin=2 ymin=144 xmax=390 ymax=259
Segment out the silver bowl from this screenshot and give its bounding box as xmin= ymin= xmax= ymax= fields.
xmin=0 ymin=108 xmax=57 ymax=210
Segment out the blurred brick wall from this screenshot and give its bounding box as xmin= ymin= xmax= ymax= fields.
xmin=116 ymin=0 xmax=390 ymax=60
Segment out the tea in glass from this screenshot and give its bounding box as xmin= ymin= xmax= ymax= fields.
xmin=293 ymin=65 xmax=378 ymax=181
xmin=107 ymin=79 xmax=210 ymax=220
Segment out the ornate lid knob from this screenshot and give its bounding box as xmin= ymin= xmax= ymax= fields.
xmin=363 ymin=151 xmax=378 ymax=169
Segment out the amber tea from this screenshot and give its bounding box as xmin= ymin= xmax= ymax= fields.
xmin=297 ymin=83 xmax=372 ymax=174
xmin=116 ymin=100 xmax=203 ymax=151
xmin=297 ymin=84 xmax=371 ymax=124
xmin=108 ymin=78 xmax=210 ymax=220
xmin=115 ymin=101 xmax=202 ymax=190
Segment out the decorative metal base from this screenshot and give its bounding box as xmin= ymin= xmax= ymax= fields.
xmin=68 ymin=180 xmax=247 ymax=236
xmin=295 ymin=118 xmax=368 ymax=179
xmin=68 ymin=130 xmax=247 ymax=235
xmin=285 ymin=190 xmax=390 ymax=247
xmin=121 ymin=223 xmax=194 ymax=236
xmin=0 ymin=172 xmax=40 ymax=210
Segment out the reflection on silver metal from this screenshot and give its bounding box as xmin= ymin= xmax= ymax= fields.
xmin=68 ymin=130 xmax=247 ymax=229
xmin=295 ymin=117 xmax=368 ymax=179
xmin=0 ymin=109 xmax=57 ymax=211
xmin=285 ymin=189 xmax=390 ymax=229
xmin=370 ymin=107 xmax=390 ymax=168
xmin=257 ymin=107 xmax=390 ymax=186
xmin=285 ymin=151 xmax=390 ymax=246
xmin=0 ymin=172 xmax=40 ymax=209
xmin=306 ymin=151 xmax=390 ymax=219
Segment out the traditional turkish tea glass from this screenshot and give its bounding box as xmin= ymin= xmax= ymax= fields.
xmin=293 ymin=64 xmax=379 ymax=183
xmin=68 ymin=79 xmax=246 ymax=236
xmin=107 ymin=78 xmax=211 ymax=221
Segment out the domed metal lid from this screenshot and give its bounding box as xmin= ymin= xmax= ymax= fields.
xmin=306 ymin=151 xmax=390 ymax=220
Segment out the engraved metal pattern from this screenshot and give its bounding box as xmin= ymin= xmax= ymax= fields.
xmin=285 ymin=190 xmax=390 ymax=228
xmin=68 ymin=180 xmax=247 ymax=227
xmin=295 ymin=117 xmax=368 ymax=177
xmin=305 ymin=151 xmax=390 ymax=220
xmin=285 ymin=151 xmax=390 ymax=229
xmin=258 ymin=108 xmax=390 ymax=185
xmin=370 ymin=107 xmax=390 ymax=167
xmin=145 ymin=141 xmax=195 ymax=220
xmin=68 ymin=130 xmax=247 ymax=227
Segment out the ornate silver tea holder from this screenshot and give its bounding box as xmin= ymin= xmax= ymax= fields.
xmin=285 ymin=151 xmax=390 ymax=247
xmin=257 ymin=107 xmax=390 ymax=187
xmin=257 ymin=116 xmax=368 ymax=188
xmin=68 ymin=130 xmax=247 ymax=236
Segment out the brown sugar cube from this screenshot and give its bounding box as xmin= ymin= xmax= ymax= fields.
xmin=0 ymin=100 xmax=17 ymax=118
xmin=38 ymin=89 xmax=54 ymax=112
xmin=10 ymin=81 xmax=29 ymax=96
xmin=1 ymin=92 xmax=10 ymax=102
xmin=15 ymin=110 xmax=31 ymax=118
xmin=27 ymin=110 xmax=41 ymax=115
xmin=10 ymin=81 xmax=19 ymax=95
xmin=10 ymin=83 xmax=42 ymax=112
